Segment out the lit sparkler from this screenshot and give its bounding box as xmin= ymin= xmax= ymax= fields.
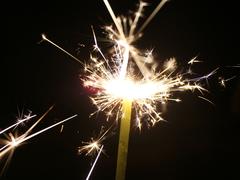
xmin=83 ymin=1 xmax=212 ymax=178
xmin=83 ymin=0 xmax=210 ymax=128
xmin=41 ymin=1 xmax=218 ymax=179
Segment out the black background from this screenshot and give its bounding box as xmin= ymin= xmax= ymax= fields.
xmin=1 ymin=0 xmax=239 ymax=179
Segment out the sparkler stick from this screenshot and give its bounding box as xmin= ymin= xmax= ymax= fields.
xmin=86 ymin=145 xmax=104 ymax=180
xmin=116 ymin=99 xmax=132 ymax=180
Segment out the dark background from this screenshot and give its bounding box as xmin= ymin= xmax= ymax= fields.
xmin=1 ymin=0 xmax=239 ymax=179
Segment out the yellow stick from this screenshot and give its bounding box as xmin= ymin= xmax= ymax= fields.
xmin=116 ymin=99 xmax=132 ymax=180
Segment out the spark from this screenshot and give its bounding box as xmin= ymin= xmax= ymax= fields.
xmin=0 ymin=111 xmax=34 ymax=171
xmin=0 ymin=106 xmax=53 ymax=173
xmin=41 ymin=34 xmax=84 ymax=65
xmin=0 ymin=114 xmax=36 ymax=135
xmin=199 ymin=68 xmax=219 ymax=80
xmin=60 ymin=125 xmax=64 ymax=133
xmin=198 ymin=96 xmax=215 ymax=106
xmin=219 ymin=76 xmax=236 ymax=87
xmin=226 ymin=64 xmax=240 ymax=68
xmin=0 ymin=114 xmax=77 ymax=159
xmin=78 ymin=139 xmax=101 ymax=156
xmin=190 ymin=67 xmax=219 ymax=85
xmin=0 ymin=106 xmax=54 ymax=158
xmin=78 ymin=126 xmax=110 ymax=156
xmin=13 ymin=114 xmax=77 ymax=146
xmin=86 ymin=145 xmax=104 ymax=180
xmin=102 ymin=0 xmax=169 ymax=79
xmin=7 ymin=135 xmax=17 ymax=147
xmin=136 ymin=0 xmax=169 ymax=36
xmin=188 ymin=56 xmax=202 ymax=65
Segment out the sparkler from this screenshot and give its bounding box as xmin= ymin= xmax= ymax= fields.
xmin=86 ymin=1 xmax=210 ymax=179
xmin=41 ymin=1 xmax=219 ymax=179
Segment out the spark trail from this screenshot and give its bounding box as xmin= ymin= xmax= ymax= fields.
xmin=0 ymin=114 xmax=77 ymax=158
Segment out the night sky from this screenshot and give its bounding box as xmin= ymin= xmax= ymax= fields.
xmin=1 ymin=0 xmax=240 ymax=179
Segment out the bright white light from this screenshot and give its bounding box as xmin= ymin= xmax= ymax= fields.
xmin=104 ymin=79 xmax=168 ymax=100
xmin=10 ymin=137 xmax=20 ymax=147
